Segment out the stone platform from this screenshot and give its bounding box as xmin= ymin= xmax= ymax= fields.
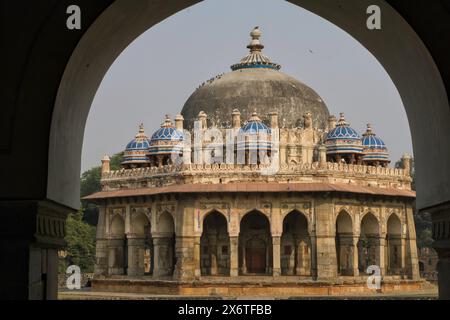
xmin=91 ymin=276 xmax=431 ymax=297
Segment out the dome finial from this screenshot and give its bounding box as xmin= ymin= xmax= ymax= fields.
xmin=364 ymin=123 xmax=374 ymax=136
xmin=231 ymin=27 xmax=281 ymax=71
xmin=248 ymin=26 xmax=263 ymax=52
xmin=337 ymin=113 xmax=348 ymax=126
xmin=135 ymin=123 xmax=147 ymax=138
xmin=161 ymin=115 xmax=173 ymax=128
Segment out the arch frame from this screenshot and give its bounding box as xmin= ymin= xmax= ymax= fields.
xmin=359 ymin=211 xmax=381 ymax=237
xmin=281 ymin=209 xmax=312 ymax=236
xmin=198 ymin=208 xmax=229 ymax=235
xmin=335 ymin=209 xmax=354 ymax=235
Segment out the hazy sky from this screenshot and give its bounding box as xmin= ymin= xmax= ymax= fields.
xmin=81 ymin=0 xmax=413 ymax=172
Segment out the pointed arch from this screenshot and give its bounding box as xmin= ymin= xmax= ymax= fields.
xmin=110 ymin=214 xmax=125 ymax=236
xmin=358 ymin=212 xmax=380 ymax=274
xmin=386 ymin=213 xmax=403 ymax=275
xmin=153 ymin=210 xmax=175 ymax=277
xmin=131 ymin=211 xmax=150 ymax=235
xmin=201 ymin=210 xmax=229 ymax=275
xmin=281 ymin=210 xmax=311 ymax=276
xmin=239 ymin=210 xmax=272 ymax=275
xmin=335 ymin=210 xmax=355 ymax=276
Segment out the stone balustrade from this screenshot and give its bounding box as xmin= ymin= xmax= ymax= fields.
xmin=101 ymin=162 xmax=408 ymax=183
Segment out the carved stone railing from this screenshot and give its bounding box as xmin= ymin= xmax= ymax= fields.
xmin=101 ymin=162 xmax=407 ymax=181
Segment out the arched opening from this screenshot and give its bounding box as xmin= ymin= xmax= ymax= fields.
xmin=239 ymin=210 xmax=272 ymax=275
xmin=386 ymin=214 xmax=402 ymax=275
xmin=129 ymin=212 xmax=153 ymax=276
xmin=335 ymin=211 xmax=355 ymax=276
xmin=109 ymin=215 xmax=126 ymax=275
xmin=281 ymin=210 xmax=311 ymax=276
xmin=153 ymin=211 xmax=175 ymax=277
xmin=358 ymin=213 xmax=380 ymax=274
xmin=200 ymin=211 xmax=229 ymax=276
xmin=38 ymin=0 xmax=450 ymax=299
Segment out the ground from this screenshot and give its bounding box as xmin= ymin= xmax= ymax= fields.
xmin=58 ymin=285 xmax=438 ymax=300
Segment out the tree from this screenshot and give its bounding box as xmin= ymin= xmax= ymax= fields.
xmin=80 ymin=152 xmax=123 ymax=225
xmin=60 ymin=210 xmax=97 ymax=273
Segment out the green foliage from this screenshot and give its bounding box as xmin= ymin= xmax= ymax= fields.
xmin=80 ymin=152 xmax=123 ymax=225
xmin=62 ymin=210 xmax=97 ymax=273
xmin=414 ymin=210 xmax=433 ymax=248
xmin=59 ymin=152 xmax=124 ymax=273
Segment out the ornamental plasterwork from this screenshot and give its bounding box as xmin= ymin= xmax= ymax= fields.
xmin=260 ymin=202 xmax=272 ymax=217
xmin=131 ymin=206 xmax=152 ymax=221
xmin=194 ymin=202 xmax=230 ymax=233
xmin=360 ymin=205 xmax=381 ymax=219
xmin=334 ymin=203 xmax=358 ymax=217
xmin=155 ymin=202 xmax=176 ymax=223
xmin=280 ymin=201 xmax=312 ymax=223
xmin=109 ymin=207 xmax=125 ymax=221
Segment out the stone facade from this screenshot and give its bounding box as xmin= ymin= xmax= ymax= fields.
xmin=89 ymin=186 xmax=419 ymax=282
xmin=84 ymin=27 xmax=421 ymax=294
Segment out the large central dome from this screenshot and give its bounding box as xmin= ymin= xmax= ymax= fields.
xmin=181 ymin=27 xmax=330 ymax=129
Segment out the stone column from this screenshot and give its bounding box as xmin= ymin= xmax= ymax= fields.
xmin=241 ymin=240 xmax=247 ymax=274
xmin=3 ymin=200 xmax=71 ymax=300
xmin=152 ymin=235 xmax=173 ymax=277
xmin=272 ymin=235 xmax=281 ymax=276
xmin=405 ymin=205 xmax=420 ymax=280
xmin=126 ymin=235 xmax=145 ymax=276
xmin=377 ymin=237 xmax=386 ymax=276
xmin=352 ymin=236 xmax=360 ymax=276
xmin=310 ymin=232 xmax=318 ymax=279
xmin=280 ymin=143 xmax=287 ymax=165
xmin=296 ymin=240 xmax=304 ymax=275
xmin=108 ymin=237 xmax=126 ymax=275
xmin=173 ymin=236 xmax=196 ymax=280
xmin=400 ymin=235 xmax=407 ymax=272
xmin=193 ymin=236 xmax=201 ymax=277
xmin=94 ymin=203 xmax=108 ymax=275
xmin=229 ymin=236 xmax=239 ymax=277
xmin=209 ymin=233 xmax=218 ymax=275
xmin=314 ymin=199 xmax=338 ymax=279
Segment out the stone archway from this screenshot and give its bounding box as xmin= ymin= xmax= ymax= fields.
xmin=239 ymin=210 xmax=272 ymax=275
xmin=128 ymin=212 xmax=152 ymax=276
xmin=335 ymin=210 xmax=356 ymax=276
xmin=200 ymin=211 xmax=229 ymax=276
xmin=281 ymin=210 xmax=311 ymax=276
xmin=386 ymin=213 xmax=403 ymax=275
xmin=45 ymin=1 xmax=450 ymax=295
xmin=358 ymin=213 xmax=380 ymax=274
xmin=3 ymin=0 xmax=450 ymax=299
xmin=109 ymin=215 xmax=126 ymax=275
xmin=153 ymin=211 xmax=175 ymax=277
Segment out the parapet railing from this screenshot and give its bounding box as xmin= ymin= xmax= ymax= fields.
xmin=101 ymin=162 xmax=407 ymax=181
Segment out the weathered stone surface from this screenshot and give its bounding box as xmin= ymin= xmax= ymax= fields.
xmin=181 ymin=69 xmax=330 ymax=130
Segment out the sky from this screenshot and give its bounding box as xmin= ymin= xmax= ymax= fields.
xmin=81 ymin=0 xmax=413 ymax=172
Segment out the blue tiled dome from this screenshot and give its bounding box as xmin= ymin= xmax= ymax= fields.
xmin=150 ymin=116 xmax=184 ymax=143
xmin=325 ymin=113 xmax=363 ymax=155
xmin=122 ymin=124 xmax=151 ymax=165
xmin=125 ymin=139 xmax=150 ymax=150
xmin=148 ymin=116 xmax=185 ymax=156
xmin=240 ymin=112 xmax=271 ymax=135
xmin=362 ymin=125 xmax=387 ymax=150
xmin=150 ymin=126 xmax=184 ymax=142
xmin=238 ymin=112 xmax=272 ymax=151
xmin=361 ymin=124 xmax=390 ymax=163
xmin=326 ymin=115 xmax=360 ymax=141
